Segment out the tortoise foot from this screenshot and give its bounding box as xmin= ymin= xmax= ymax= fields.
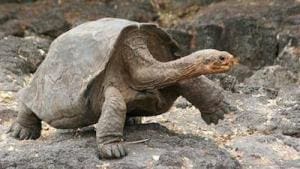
xmin=98 ymin=142 xmax=128 ymax=159
xmin=7 ymin=122 xmax=41 ymax=140
xmin=201 ymin=101 xmax=231 ymax=125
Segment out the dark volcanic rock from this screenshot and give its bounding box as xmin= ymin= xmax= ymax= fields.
xmin=153 ymin=0 xmax=223 ymax=12
xmin=275 ymin=85 xmax=300 ymax=137
xmin=166 ymin=29 xmax=192 ymax=55
xmin=0 ymin=36 xmax=50 ymax=91
xmin=29 ymin=9 xmax=71 ymax=38
xmin=105 ymin=0 xmax=158 ymax=22
xmin=279 ymin=105 xmax=300 ymax=137
xmin=194 ymin=24 xmax=223 ymax=50
xmin=245 ymin=65 xmax=297 ymax=89
xmin=277 ymin=85 xmax=300 ymax=107
xmin=222 ymin=17 xmax=278 ymax=70
xmin=228 ymin=64 xmax=253 ymax=82
xmin=230 ymin=135 xmax=300 ymax=169
xmin=276 ymin=45 xmax=300 ymax=75
xmin=0 ymin=19 xmax=25 ymax=37
xmin=0 ymin=123 xmax=241 ymax=169
xmin=0 ymin=0 xmax=36 ymax=3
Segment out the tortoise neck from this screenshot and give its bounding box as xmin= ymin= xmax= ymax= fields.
xmin=122 ymin=33 xmax=208 ymax=90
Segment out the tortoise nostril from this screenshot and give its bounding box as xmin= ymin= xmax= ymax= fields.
xmin=219 ymin=55 xmax=225 ymax=61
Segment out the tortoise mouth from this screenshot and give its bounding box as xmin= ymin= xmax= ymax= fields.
xmin=210 ymin=57 xmax=238 ymax=71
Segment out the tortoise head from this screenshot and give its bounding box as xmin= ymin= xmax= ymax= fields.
xmin=191 ymin=49 xmax=238 ymax=74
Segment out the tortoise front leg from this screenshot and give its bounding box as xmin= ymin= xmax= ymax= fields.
xmin=178 ymin=76 xmax=230 ymax=125
xmin=7 ymin=103 xmax=41 ymax=140
xmin=96 ymin=86 xmax=127 ymax=159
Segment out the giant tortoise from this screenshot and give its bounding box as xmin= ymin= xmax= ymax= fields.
xmin=8 ymin=18 xmax=236 ymax=159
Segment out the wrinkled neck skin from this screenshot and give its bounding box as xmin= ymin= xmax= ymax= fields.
xmin=123 ymin=34 xmax=211 ymax=90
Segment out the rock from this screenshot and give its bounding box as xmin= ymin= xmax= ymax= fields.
xmin=194 ymin=24 xmax=223 ymax=50
xmin=0 ymin=32 xmax=5 ymax=39
xmin=153 ymin=0 xmax=223 ymax=26
xmin=0 ymin=10 xmax=11 ymax=24
xmin=233 ymin=84 xmax=279 ymax=99
xmin=166 ymin=29 xmax=192 ymax=55
xmin=274 ymin=85 xmax=300 ymax=137
xmin=277 ymin=85 xmax=300 ymax=106
xmin=276 ymin=45 xmax=300 ymax=75
xmin=276 ymin=30 xmax=299 ymax=53
xmin=228 ymin=64 xmax=253 ymax=82
xmin=222 ymin=17 xmax=278 ymax=70
xmin=0 ymin=123 xmax=241 ymax=169
xmin=230 ymin=135 xmax=300 ymax=169
xmin=0 ymin=19 xmax=25 ymax=37
xmin=275 ymin=134 xmax=300 ymax=152
xmin=155 ymin=148 xmax=240 ymax=169
xmin=153 ymin=0 xmax=222 ymax=13
xmin=0 ymin=36 xmax=50 ymax=91
xmin=244 ymin=65 xmax=297 ymax=89
xmin=207 ymin=74 xmax=237 ymax=91
xmin=170 ymin=0 xmax=300 ymax=70
xmin=29 ymin=8 xmax=71 ymax=37
xmin=278 ymin=104 xmax=300 ymax=137
xmin=226 ymin=89 xmax=299 ymax=137
xmin=0 ymin=105 xmax=17 ymax=124
xmin=105 ymin=0 xmax=158 ymax=22
xmin=0 ymin=0 xmax=36 ymax=3
xmin=174 ymin=96 xmax=192 ymax=109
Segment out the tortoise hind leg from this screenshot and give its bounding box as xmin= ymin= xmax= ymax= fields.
xmin=7 ymin=103 xmax=41 ymax=140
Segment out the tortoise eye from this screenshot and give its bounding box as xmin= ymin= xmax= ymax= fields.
xmin=219 ymin=55 xmax=225 ymax=61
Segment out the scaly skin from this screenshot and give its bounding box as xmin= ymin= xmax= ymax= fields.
xmin=179 ymin=76 xmax=230 ymax=125
xmin=96 ymin=86 xmax=127 ymax=159
xmin=92 ymin=31 xmax=236 ymax=159
xmin=7 ymin=103 xmax=41 ymax=140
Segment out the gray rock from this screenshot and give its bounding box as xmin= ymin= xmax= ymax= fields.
xmin=152 ymin=0 xmax=223 ymax=12
xmin=29 ymin=8 xmax=71 ymax=37
xmin=230 ymin=135 xmax=300 ymax=169
xmin=222 ymin=17 xmax=278 ymax=70
xmin=0 ymin=36 xmax=50 ymax=91
xmin=245 ymin=65 xmax=297 ymax=89
xmin=0 ymin=123 xmax=241 ymax=169
xmin=0 ymin=19 xmax=25 ymax=37
xmin=194 ymin=24 xmax=223 ymax=50
xmin=166 ymin=29 xmax=192 ymax=55
xmin=0 ymin=0 xmax=36 ymax=3
xmin=276 ymin=45 xmax=300 ymax=74
xmin=228 ymin=64 xmax=253 ymax=82
xmin=279 ymin=105 xmax=300 ymax=137
xmin=225 ymin=91 xmax=299 ymax=137
xmin=0 ymin=104 xmax=18 ymax=125
xmin=277 ymin=85 xmax=300 ymax=106
xmin=208 ymin=74 xmax=237 ymax=91
xmin=174 ymin=97 xmax=192 ymax=109
xmin=106 ymin=0 xmax=158 ymax=22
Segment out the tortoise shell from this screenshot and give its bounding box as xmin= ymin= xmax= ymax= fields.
xmin=18 ymin=18 xmax=178 ymax=123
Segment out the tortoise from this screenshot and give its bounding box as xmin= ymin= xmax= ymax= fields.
xmin=8 ymin=18 xmax=236 ymax=159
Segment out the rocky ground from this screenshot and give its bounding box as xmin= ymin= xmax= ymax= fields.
xmin=0 ymin=0 xmax=299 ymax=168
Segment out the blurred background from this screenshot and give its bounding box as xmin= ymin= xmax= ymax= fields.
xmin=0 ymin=0 xmax=299 ymax=168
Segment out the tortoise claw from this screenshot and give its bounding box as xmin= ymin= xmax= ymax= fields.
xmin=7 ymin=122 xmax=41 ymax=140
xmin=98 ymin=142 xmax=127 ymax=159
xmin=201 ymin=108 xmax=226 ymax=125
